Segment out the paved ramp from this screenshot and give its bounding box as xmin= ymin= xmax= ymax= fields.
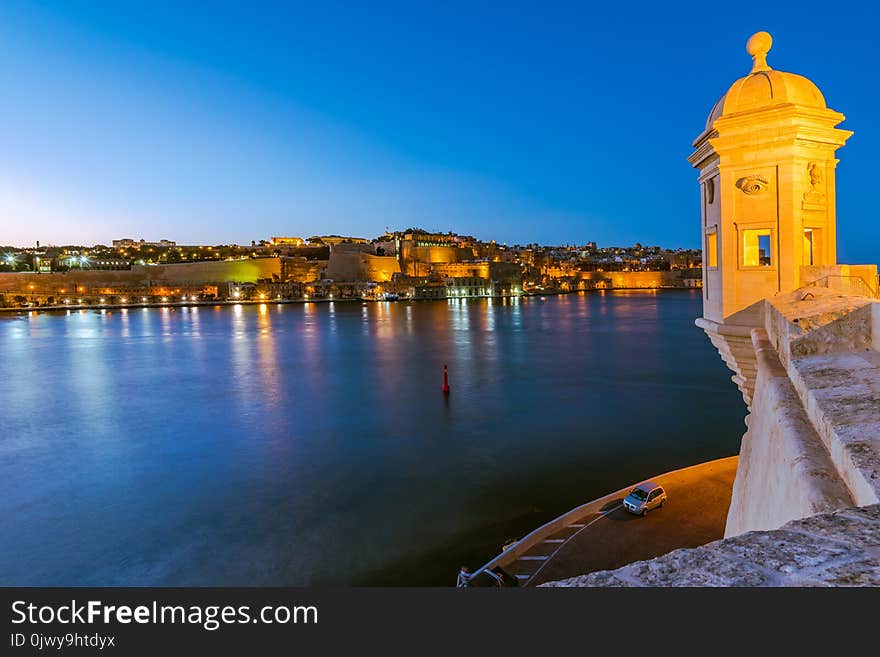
xmin=475 ymin=457 xmax=738 ymax=586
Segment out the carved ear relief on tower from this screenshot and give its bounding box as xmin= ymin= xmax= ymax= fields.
xmin=808 ymin=162 xmax=823 ymax=188
xmin=803 ymin=162 xmax=827 ymax=210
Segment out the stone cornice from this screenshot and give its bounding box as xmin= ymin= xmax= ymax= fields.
xmin=688 ymin=133 xmax=719 ymax=169
xmin=692 ymin=104 xmax=853 ymax=164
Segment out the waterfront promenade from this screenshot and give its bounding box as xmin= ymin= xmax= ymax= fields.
xmin=473 ymin=456 xmax=737 ymax=586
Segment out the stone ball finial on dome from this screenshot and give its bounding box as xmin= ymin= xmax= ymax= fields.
xmin=747 ymin=31 xmax=773 ymax=73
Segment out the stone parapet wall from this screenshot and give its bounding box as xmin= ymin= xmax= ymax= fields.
xmin=764 ymin=288 xmax=873 ymax=369
xmin=723 ymin=289 xmax=880 ymax=537
xmin=763 ymin=291 xmax=880 ymax=507
xmin=724 ymin=329 xmax=854 ymax=536
xmin=788 ymin=351 xmax=880 ymax=507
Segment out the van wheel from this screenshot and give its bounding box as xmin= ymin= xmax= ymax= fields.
xmin=659 ymin=500 xmax=665 ymax=508
xmin=641 ymin=508 xmax=648 ymax=516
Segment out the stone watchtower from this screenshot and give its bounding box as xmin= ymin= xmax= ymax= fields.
xmin=689 ymin=32 xmax=876 ymax=406
xmin=690 ymin=31 xmax=852 ymax=323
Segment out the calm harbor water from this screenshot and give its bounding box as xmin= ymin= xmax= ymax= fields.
xmin=0 ymin=290 xmax=744 ymax=586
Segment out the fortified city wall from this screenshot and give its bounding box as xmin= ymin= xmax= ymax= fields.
xmin=281 ymin=258 xmax=328 ymax=283
xmin=324 ymin=244 xmax=401 ymax=282
xmin=574 ymin=270 xmax=696 ymax=289
xmin=0 ymin=258 xmax=281 ymax=297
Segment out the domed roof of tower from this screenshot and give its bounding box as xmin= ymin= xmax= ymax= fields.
xmin=705 ymin=32 xmax=827 ymax=130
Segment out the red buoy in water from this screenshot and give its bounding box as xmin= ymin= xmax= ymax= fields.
xmin=442 ymin=364 xmax=450 ymax=395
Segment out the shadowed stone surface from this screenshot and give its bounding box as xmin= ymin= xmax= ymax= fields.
xmin=541 ymin=504 xmax=880 ymax=587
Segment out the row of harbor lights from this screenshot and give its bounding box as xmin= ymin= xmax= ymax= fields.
xmin=58 ymin=291 xmax=335 ymax=305
xmin=231 ymin=291 xmax=279 ymax=301
xmin=61 ymin=296 xmax=201 ymax=305
xmin=230 ymin=290 xmax=331 ymax=302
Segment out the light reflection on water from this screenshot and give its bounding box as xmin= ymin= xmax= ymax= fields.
xmin=0 ymin=291 xmax=743 ymax=585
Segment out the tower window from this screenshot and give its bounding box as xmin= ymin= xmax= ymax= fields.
xmin=742 ymin=229 xmax=772 ymax=267
xmin=706 ymin=231 xmax=718 ymax=268
xmin=803 ymin=229 xmax=814 ymax=265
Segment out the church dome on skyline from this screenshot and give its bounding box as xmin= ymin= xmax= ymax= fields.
xmin=706 ymin=31 xmax=827 ymax=131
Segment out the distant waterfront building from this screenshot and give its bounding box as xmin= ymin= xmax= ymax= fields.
xmin=113 ymin=238 xmax=177 ymax=248
xmin=307 ymin=235 xmax=369 ymax=246
xmin=226 ymin=281 xmax=257 ymax=299
xmin=411 ymin=282 xmax=447 ymax=300
xmin=270 ymin=236 xmax=304 ymax=246
xmin=59 ymin=255 xmax=131 ymax=270
xmin=445 ymin=276 xmax=490 ymax=298
xmin=391 ymin=230 xmax=478 ymax=276
xmin=34 ymin=253 xmax=52 ymax=273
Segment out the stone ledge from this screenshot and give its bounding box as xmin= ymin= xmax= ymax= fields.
xmin=789 ymin=350 xmax=880 ymax=506
xmin=540 ymin=504 xmax=880 ymax=587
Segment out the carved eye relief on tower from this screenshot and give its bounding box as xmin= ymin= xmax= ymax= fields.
xmin=736 ymin=175 xmax=769 ymax=195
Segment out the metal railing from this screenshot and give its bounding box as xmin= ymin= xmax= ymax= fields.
xmin=799 ymin=274 xmax=878 ymax=299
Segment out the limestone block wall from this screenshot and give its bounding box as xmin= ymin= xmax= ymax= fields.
xmin=325 ymin=250 xmax=400 ymax=282
xmin=281 ymin=258 xmax=327 ymax=283
xmin=360 ymin=253 xmax=401 ymax=282
xmin=764 ymin=292 xmax=873 ymax=369
xmin=724 ymin=329 xmax=854 ymax=537
xmin=724 ymin=292 xmax=880 ymax=537
xmin=874 ymin=303 xmax=880 ymax=352
xmin=787 ymin=350 xmax=880 ymax=508
xmin=574 ymin=270 xmax=689 ymax=289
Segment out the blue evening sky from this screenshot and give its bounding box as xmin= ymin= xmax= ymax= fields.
xmin=1 ymin=1 xmax=877 ymax=263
